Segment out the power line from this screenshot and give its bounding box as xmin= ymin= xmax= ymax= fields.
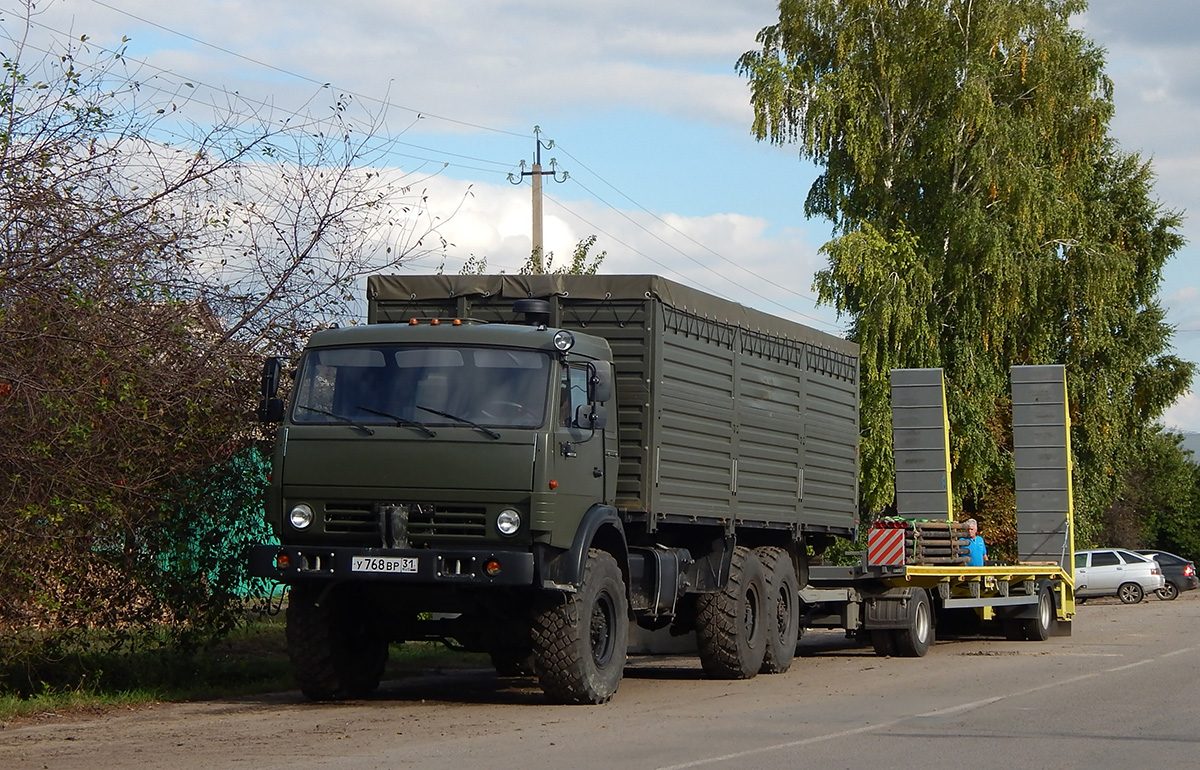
xmin=83 ymin=0 xmax=528 ymax=139
xmin=2 ymin=16 xmax=525 ymax=179
xmin=539 ymin=189 xmax=842 ymax=332
xmin=552 ymin=141 xmax=825 ymax=307
xmin=553 ymin=175 xmax=837 ymax=328
xmin=10 ymin=4 xmax=839 ymax=325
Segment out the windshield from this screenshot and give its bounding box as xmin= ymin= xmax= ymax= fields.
xmin=291 ymin=345 xmax=552 ymax=429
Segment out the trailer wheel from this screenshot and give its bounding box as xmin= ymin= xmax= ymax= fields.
xmin=892 ymin=589 xmax=933 ymax=657
xmin=1117 ymin=582 xmax=1144 ymax=604
xmin=696 ymin=546 xmax=767 ymax=678
xmin=754 ymin=547 xmax=799 ymax=674
xmin=531 ymin=548 xmax=628 ymax=704
xmin=286 ymin=584 xmax=389 ymax=701
xmin=1023 ymin=585 xmax=1055 ymax=641
xmin=870 ymin=630 xmax=896 ymax=657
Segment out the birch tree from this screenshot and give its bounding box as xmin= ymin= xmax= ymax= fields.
xmin=738 ymin=0 xmax=1191 ymax=545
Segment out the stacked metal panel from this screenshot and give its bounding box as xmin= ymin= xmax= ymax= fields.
xmin=889 ymin=368 xmax=954 ymax=520
xmin=1011 ymin=365 xmax=1074 ymax=567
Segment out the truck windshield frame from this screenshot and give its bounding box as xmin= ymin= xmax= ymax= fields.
xmin=290 ymin=344 xmax=553 ymax=430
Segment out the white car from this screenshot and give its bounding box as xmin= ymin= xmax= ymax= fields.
xmin=1074 ymin=548 xmax=1166 ymax=604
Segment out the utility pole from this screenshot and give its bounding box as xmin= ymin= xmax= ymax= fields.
xmin=508 ymin=126 xmax=568 ymax=272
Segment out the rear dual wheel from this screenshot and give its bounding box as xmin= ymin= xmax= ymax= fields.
xmin=755 ymin=546 xmax=800 ymax=675
xmin=696 ymin=546 xmax=768 ymax=678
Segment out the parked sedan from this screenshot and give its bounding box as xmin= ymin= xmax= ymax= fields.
xmin=1134 ymin=549 xmax=1199 ymax=601
xmin=1074 ymin=548 xmax=1165 ymax=604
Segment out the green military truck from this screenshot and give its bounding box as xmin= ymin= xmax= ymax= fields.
xmin=250 ymin=274 xmax=860 ymax=703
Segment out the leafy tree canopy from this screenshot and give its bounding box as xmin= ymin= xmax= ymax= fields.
xmin=739 ymin=0 xmax=1192 ymax=543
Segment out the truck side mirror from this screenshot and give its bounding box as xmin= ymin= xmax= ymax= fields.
xmin=587 ymin=360 xmax=613 ymax=403
xmin=575 ymin=404 xmax=608 ymax=431
xmin=261 ymin=357 xmax=282 ymax=400
xmin=258 ymin=397 xmax=285 ymax=424
xmin=258 ymin=357 xmax=285 ymax=424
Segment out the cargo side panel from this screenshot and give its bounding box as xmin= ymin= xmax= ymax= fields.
xmin=654 ymin=307 xmax=736 ymax=517
xmin=734 ymin=333 xmax=805 ymax=525
xmin=802 ymin=347 xmax=860 ymax=531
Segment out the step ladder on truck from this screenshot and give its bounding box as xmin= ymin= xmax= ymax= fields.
xmin=800 ymin=365 xmax=1077 ymax=656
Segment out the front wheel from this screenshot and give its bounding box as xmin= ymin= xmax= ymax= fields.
xmin=490 ymin=649 xmax=535 ymax=677
xmin=286 ymin=584 xmax=389 ymax=701
xmin=1117 ymin=582 xmax=1144 ymax=604
xmin=531 ymin=549 xmax=628 ymax=704
xmin=1156 ymin=583 xmax=1179 ymax=601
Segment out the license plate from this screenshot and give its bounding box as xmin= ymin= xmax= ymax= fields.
xmin=351 ymin=556 xmax=419 ymax=574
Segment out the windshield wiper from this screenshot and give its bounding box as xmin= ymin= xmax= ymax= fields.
xmin=416 ymin=405 xmax=501 ymax=439
xmin=295 ymin=405 xmax=375 ymax=436
xmin=356 ymin=406 xmax=437 ymax=437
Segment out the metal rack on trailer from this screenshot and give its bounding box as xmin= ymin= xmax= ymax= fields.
xmin=800 ymin=366 xmax=1076 ymax=656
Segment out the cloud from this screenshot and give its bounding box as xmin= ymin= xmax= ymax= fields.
xmin=405 ymin=171 xmax=837 ymax=330
xmin=1161 ymin=390 xmax=1200 ymax=434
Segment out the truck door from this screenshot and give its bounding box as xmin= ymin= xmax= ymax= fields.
xmin=552 ymin=363 xmax=606 ymax=510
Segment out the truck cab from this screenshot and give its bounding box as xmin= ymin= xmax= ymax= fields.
xmin=260 ymin=313 xmax=615 ymax=567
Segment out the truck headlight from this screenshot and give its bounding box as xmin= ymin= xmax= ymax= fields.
xmin=496 ymin=509 xmax=521 ymax=536
xmin=553 ymin=330 xmax=575 ymax=352
xmin=289 ymin=503 xmax=315 ymax=530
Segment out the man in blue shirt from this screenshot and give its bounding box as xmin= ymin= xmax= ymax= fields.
xmin=964 ymin=518 xmax=987 ymax=566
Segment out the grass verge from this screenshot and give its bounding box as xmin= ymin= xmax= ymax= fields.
xmin=0 ymin=616 xmax=488 ymax=724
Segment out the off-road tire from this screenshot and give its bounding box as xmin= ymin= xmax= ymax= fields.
xmin=696 ymin=546 xmax=767 ymax=678
xmin=490 ymin=649 xmax=536 ymax=677
xmin=893 ymin=589 xmax=933 ymax=657
xmin=286 ymin=583 xmax=389 ymax=701
xmin=530 ymin=549 xmax=628 ymax=704
xmin=755 ymin=546 xmax=799 ymax=674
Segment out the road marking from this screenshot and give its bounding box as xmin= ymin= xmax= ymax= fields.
xmin=654 ymin=643 xmax=1200 ymax=770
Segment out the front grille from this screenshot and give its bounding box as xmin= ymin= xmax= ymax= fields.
xmin=321 ymin=502 xmax=488 ymax=544
xmin=408 ymin=505 xmax=487 ymax=541
xmin=324 ymin=502 xmax=376 ymax=534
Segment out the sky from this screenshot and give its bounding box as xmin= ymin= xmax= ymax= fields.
xmin=4 ymin=0 xmax=1199 ymax=431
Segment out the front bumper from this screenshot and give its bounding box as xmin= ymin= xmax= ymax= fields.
xmin=248 ymin=544 xmax=536 ymax=586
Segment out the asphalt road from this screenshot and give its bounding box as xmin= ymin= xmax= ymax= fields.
xmin=4 ymin=592 xmax=1198 ymax=770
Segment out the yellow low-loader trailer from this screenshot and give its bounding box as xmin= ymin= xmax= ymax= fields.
xmin=800 ymin=366 xmax=1076 ymax=656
